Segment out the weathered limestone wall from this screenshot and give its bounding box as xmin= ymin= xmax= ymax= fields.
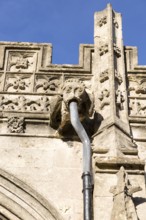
xmin=0 ymin=4 xmax=146 ymax=220
xmin=0 ymin=136 xmax=83 ymax=220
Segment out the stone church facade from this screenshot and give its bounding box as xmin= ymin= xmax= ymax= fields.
xmin=0 ymin=4 xmax=145 ymax=220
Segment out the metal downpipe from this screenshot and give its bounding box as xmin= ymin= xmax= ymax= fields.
xmin=69 ymin=101 xmax=92 ymax=220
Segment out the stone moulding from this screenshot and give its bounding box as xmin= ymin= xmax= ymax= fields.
xmin=0 ymin=168 xmax=64 ymax=220
xmin=95 ymin=157 xmax=145 ymax=174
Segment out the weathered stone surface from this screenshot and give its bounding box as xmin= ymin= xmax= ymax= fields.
xmin=110 ymin=167 xmax=141 ymax=220
xmin=0 ymin=3 xmax=145 ymax=220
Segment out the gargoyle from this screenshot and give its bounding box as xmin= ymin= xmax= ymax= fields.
xmin=50 ymin=78 xmax=94 ymax=135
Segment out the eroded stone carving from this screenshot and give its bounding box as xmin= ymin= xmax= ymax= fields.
xmin=130 ymin=100 xmax=146 ymax=116
xmin=98 ymin=16 xmax=107 ymax=27
xmin=35 ymin=76 xmax=61 ymax=93
xmin=115 ymin=70 xmax=123 ymax=84
xmin=7 ymin=117 xmax=25 ymax=133
xmin=5 ymin=75 xmax=31 ymax=92
xmin=114 ymin=44 xmax=121 ymax=57
xmin=0 ymin=95 xmax=50 ymax=112
xmin=50 ymin=78 xmax=94 ymax=134
xmin=113 ymin=18 xmax=119 ymax=28
xmin=99 ymin=69 xmax=109 ymax=83
xmin=116 ymin=90 xmax=125 ymax=110
xmin=110 ymin=166 xmax=142 ymax=220
xmin=7 ymin=52 xmax=36 ymax=72
xmin=99 ymin=44 xmax=108 ymax=56
xmin=128 ymin=77 xmax=146 ymax=95
xmin=98 ymin=89 xmax=110 ymax=109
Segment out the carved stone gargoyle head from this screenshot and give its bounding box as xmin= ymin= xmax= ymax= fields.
xmin=62 ymin=79 xmax=87 ymax=109
xmin=50 ymin=78 xmax=94 ymax=134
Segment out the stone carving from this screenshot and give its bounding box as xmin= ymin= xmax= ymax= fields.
xmin=116 ymin=90 xmax=125 ymax=110
xmin=5 ymin=75 xmax=31 ymax=92
xmin=35 ymin=76 xmax=61 ymax=93
xmin=114 ymin=44 xmax=121 ymax=57
xmin=7 ymin=52 xmax=36 ymax=72
xmin=129 ymin=77 xmax=146 ymax=95
xmin=7 ymin=117 xmax=25 ymax=133
xmin=110 ymin=166 xmax=142 ymax=220
xmin=0 ymin=95 xmax=50 ymax=112
xmin=98 ymin=89 xmax=110 ymax=109
xmin=99 ymin=44 xmax=108 ymax=56
xmin=115 ymin=70 xmax=123 ymax=84
xmin=98 ymin=16 xmax=107 ymax=27
xmin=130 ymin=100 xmax=146 ymax=116
xmin=99 ymin=69 xmax=109 ymax=83
xmin=50 ymin=78 xmax=94 ymax=134
xmin=113 ymin=18 xmax=119 ymax=28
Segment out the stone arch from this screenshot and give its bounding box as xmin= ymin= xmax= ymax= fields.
xmin=0 ymin=168 xmax=64 ymax=220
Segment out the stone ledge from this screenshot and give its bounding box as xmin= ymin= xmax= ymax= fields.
xmin=95 ymin=157 xmax=145 ymax=174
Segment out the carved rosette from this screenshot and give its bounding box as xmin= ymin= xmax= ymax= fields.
xmin=7 ymin=117 xmax=25 ymax=133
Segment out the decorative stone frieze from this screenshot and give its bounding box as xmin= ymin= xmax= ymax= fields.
xmin=0 ymin=95 xmax=50 ymax=112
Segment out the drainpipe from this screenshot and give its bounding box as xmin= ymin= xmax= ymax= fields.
xmin=69 ymin=101 xmax=92 ymax=220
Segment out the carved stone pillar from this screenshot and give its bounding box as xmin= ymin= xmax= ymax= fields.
xmin=93 ymin=3 xmax=135 ymax=157
xmin=92 ymin=4 xmax=146 ymax=220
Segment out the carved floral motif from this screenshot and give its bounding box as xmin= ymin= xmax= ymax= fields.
xmin=98 ymin=89 xmax=110 ymax=109
xmin=98 ymin=16 xmax=107 ymax=27
xmin=7 ymin=52 xmax=36 ymax=72
xmin=129 ymin=76 xmax=146 ymax=95
xmin=5 ymin=75 xmax=31 ymax=92
xmin=99 ymin=69 xmax=109 ymax=83
xmin=110 ymin=167 xmax=141 ymax=220
xmin=0 ymin=95 xmax=50 ymax=112
xmin=7 ymin=117 xmax=25 ymax=133
xmin=35 ymin=76 xmax=61 ymax=93
xmin=129 ymin=100 xmax=146 ymax=116
xmin=99 ymin=44 xmax=108 ymax=56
